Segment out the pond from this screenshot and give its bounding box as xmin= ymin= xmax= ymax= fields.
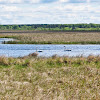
xmin=0 ymin=38 xmax=14 ymax=44
xmin=0 ymin=38 xmax=100 ymax=57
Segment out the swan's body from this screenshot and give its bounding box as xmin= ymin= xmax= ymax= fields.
xmin=37 ymin=50 xmax=43 ymax=52
xmin=64 ymin=46 xmax=71 ymax=51
xmin=64 ymin=49 xmax=71 ymax=51
xmin=36 ymin=47 xmax=43 ymax=52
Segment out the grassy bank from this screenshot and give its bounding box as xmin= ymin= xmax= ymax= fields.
xmin=1 ymin=32 xmax=100 ymax=44
xmin=0 ymin=54 xmax=100 ymax=99
xmin=5 ymin=41 xmax=100 ymax=44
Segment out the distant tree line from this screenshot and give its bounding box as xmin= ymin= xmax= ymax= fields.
xmin=0 ymin=23 xmax=100 ymax=31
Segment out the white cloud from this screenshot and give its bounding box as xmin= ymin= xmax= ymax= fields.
xmin=0 ymin=0 xmax=22 ymax=3
xmin=0 ymin=5 xmax=20 ymax=12
xmin=0 ymin=0 xmax=99 ymax=4
xmin=0 ymin=1 xmax=100 ymax=24
xmin=7 ymin=0 xmax=22 ymax=3
xmin=87 ymin=0 xmax=90 ymax=3
xmin=30 ymin=0 xmax=40 ymax=3
xmin=0 ymin=0 xmax=41 ymax=4
xmin=59 ymin=0 xmax=69 ymax=2
xmin=0 ymin=0 xmax=4 ymax=1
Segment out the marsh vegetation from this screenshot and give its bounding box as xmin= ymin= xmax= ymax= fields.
xmin=0 ymin=54 xmax=100 ymax=99
xmin=1 ymin=32 xmax=100 ymax=44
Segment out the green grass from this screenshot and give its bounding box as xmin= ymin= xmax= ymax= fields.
xmin=0 ymin=55 xmax=100 ymax=99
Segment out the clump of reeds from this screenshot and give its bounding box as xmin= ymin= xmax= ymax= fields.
xmin=87 ymin=55 xmax=96 ymax=63
xmin=0 ymin=56 xmax=10 ymax=66
xmin=52 ymin=54 xmax=58 ymax=59
xmin=28 ymin=52 xmax=38 ymax=57
xmin=14 ymin=59 xmax=30 ymax=67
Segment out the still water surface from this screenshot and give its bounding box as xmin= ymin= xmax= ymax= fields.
xmin=0 ymin=38 xmax=14 ymax=44
xmin=0 ymin=38 xmax=100 ymax=57
xmin=0 ymin=44 xmax=100 ymax=57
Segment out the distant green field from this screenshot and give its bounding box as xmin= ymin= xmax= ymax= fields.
xmin=0 ymin=24 xmax=100 ymax=31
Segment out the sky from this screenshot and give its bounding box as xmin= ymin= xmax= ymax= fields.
xmin=0 ymin=0 xmax=100 ymax=24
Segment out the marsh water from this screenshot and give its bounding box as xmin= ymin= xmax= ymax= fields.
xmin=0 ymin=38 xmax=100 ymax=57
xmin=0 ymin=38 xmax=14 ymax=44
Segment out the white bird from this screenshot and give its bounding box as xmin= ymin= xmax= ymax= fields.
xmin=64 ymin=46 xmax=71 ymax=51
xmin=36 ymin=47 xmax=43 ymax=52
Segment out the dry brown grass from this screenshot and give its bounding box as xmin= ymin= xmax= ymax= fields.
xmin=0 ymin=55 xmax=100 ymax=99
xmin=1 ymin=32 xmax=100 ymax=44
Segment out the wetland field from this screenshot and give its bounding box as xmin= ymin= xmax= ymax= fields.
xmin=0 ymin=31 xmax=100 ymax=99
xmin=1 ymin=31 xmax=100 ymax=44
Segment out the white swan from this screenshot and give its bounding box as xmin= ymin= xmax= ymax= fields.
xmin=64 ymin=46 xmax=71 ymax=51
xmin=36 ymin=47 xmax=43 ymax=52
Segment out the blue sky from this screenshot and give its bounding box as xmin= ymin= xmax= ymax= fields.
xmin=0 ymin=0 xmax=100 ymax=24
